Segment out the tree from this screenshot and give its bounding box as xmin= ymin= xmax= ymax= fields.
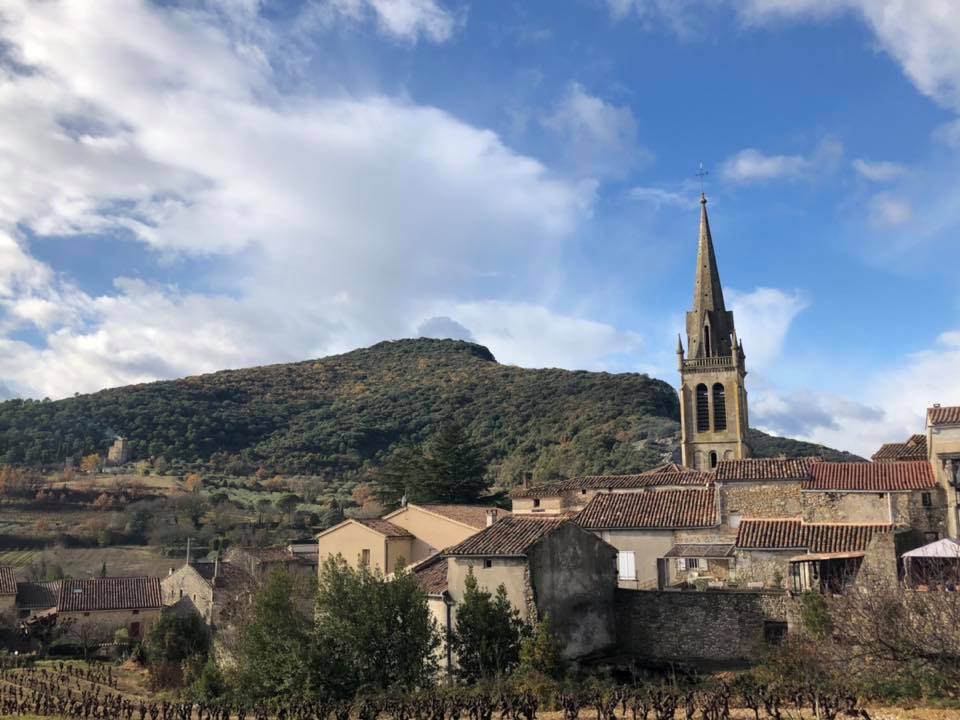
xmin=99 ymin=561 xmax=107 ymax=578
xmin=184 ymin=473 xmax=203 ymax=492
xmin=255 ymin=497 xmax=274 ymax=525
xmin=449 ymin=571 xmax=526 ymax=681
xmin=80 ymin=453 xmax=102 ymax=474
xmin=313 ymin=555 xmax=439 ymax=697
xmin=414 ymin=424 xmax=489 ymax=503
xmin=372 ymin=441 xmax=425 ymax=508
xmin=230 ymin=569 xmax=313 ymax=702
xmin=145 ymin=612 xmax=211 ymax=665
xmin=275 ymin=493 xmax=300 ymax=524
xmin=519 ymin=613 xmax=566 ymax=680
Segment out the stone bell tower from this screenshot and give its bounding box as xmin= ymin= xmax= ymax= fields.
xmin=677 ymin=194 xmax=751 ymax=470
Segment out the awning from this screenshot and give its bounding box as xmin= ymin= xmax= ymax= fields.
xmin=789 ymin=551 xmax=865 ymax=562
xmin=902 ymin=538 xmax=960 ymax=559
xmin=664 ymin=543 xmax=735 ymax=558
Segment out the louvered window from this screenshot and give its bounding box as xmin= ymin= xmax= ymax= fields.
xmin=617 ymin=551 xmax=636 ymax=580
xmin=696 ymin=384 xmax=709 ymax=432
xmin=713 ymin=383 xmax=727 ymax=431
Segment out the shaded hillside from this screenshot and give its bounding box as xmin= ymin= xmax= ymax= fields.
xmin=0 ymin=338 xmax=859 ymax=484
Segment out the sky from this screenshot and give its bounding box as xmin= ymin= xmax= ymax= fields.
xmin=0 ymin=0 xmax=959 ymax=457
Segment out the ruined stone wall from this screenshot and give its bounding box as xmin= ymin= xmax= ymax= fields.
xmin=615 ymin=589 xmax=795 ymax=665
xmin=800 ymin=491 xmax=891 ymax=523
xmin=720 ymin=482 xmax=802 ymax=522
xmin=733 ymin=549 xmax=794 ymax=588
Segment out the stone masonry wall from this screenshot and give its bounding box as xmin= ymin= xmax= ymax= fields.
xmin=615 ymin=589 xmax=796 ymax=665
xmin=720 ymin=482 xmax=802 ymax=522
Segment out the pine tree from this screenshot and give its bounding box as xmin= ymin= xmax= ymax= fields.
xmin=412 ymin=423 xmax=489 ymax=504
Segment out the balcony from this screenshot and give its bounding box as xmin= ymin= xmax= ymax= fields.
xmin=682 ymin=355 xmax=735 ymax=370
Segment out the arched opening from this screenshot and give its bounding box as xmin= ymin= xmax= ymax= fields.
xmin=703 ymin=325 xmax=711 ymax=356
xmin=712 ymin=383 xmax=727 ymax=431
xmin=696 ymin=384 xmax=709 ymax=432
xmin=709 ymin=451 xmax=718 ymax=469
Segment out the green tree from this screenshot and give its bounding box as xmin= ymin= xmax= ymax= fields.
xmin=231 ymin=569 xmax=313 ymax=702
xmin=449 ymin=571 xmax=526 ymax=681
xmin=313 ymin=555 xmax=440 ymax=697
xmin=275 ymin=492 xmax=300 ymax=524
xmin=145 ymin=612 xmax=211 ymax=665
xmin=411 ymin=424 xmax=489 ymax=504
xmin=372 ymin=441 xmax=426 ymax=508
xmin=519 ymin=613 xmax=566 ymax=679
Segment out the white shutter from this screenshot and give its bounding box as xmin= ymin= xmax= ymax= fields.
xmin=617 ymin=551 xmax=636 ymax=580
xmin=677 ymin=558 xmax=686 ymax=572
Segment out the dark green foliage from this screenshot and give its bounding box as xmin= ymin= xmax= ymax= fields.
xmin=748 ymin=429 xmax=864 ymax=462
xmin=449 ymin=571 xmax=527 ymax=681
xmin=313 ymin=556 xmax=440 ymax=697
xmin=145 ymin=612 xmax=210 ymax=665
xmin=0 ymin=339 xmax=860 ymax=481
xmin=799 ymin=591 xmax=832 ymax=639
xmin=232 ymin=569 xmax=313 ymax=701
xmin=519 ymin=614 xmax=566 ymax=680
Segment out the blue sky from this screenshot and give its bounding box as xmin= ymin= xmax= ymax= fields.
xmin=0 ymin=0 xmax=959 ymax=456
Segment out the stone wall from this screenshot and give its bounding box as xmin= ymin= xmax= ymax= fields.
xmin=720 ymin=482 xmax=802 ymax=522
xmin=800 ymin=491 xmax=891 ymax=523
xmin=733 ymin=549 xmax=794 ymax=588
xmin=614 ymin=589 xmax=795 ymax=665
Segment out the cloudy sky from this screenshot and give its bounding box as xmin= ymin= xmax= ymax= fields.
xmin=0 ymin=0 xmax=958 ymax=457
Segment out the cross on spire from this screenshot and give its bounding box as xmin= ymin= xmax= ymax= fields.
xmin=695 ymin=162 xmax=709 ymax=197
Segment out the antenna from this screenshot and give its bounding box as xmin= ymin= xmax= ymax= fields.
xmin=695 ymin=162 xmax=709 ymax=196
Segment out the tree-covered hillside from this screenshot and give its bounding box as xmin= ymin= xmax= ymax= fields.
xmin=0 ymin=338 xmax=860 ymax=484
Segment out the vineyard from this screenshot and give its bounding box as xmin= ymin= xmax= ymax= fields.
xmin=0 ymin=657 xmax=890 ymax=720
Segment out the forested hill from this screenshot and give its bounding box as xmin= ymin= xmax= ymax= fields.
xmin=0 ymin=338 xmax=860 ymax=484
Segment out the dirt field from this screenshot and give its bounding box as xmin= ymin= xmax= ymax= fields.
xmin=0 ymin=545 xmax=178 ymax=579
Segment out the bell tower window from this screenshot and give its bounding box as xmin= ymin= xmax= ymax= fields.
xmin=703 ymin=325 xmax=711 ymax=356
xmin=712 ymin=383 xmax=727 ymax=431
xmin=709 ymin=451 xmax=718 ymax=469
xmin=696 ymin=384 xmax=709 ymax=433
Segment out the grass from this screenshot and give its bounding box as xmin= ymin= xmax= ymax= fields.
xmin=0 ymin=545 xmax=178 ymax=578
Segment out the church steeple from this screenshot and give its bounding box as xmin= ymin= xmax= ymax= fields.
xmin=686 ymin=194 xmax=736 ymax=359
xmin=677 ymin=193 xmax=750 ymax=471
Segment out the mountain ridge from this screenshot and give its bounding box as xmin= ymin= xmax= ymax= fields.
xmin=0 ymin=338 xmax=862 ymax=482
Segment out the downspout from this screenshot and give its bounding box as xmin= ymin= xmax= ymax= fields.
xmin=444 ymin=592 xmax=454 ymax=679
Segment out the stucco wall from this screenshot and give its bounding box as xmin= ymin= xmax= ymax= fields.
xmin=386 ymin=506 xmax=479 ymax=560
xmin=511 ymin=496 xmax=566 ymax=515
xmin=593 ymin=529 xmax=673 ymax=589
xmin=929 ymin=425 xmax=960 ymax=538
xmin=60 ymin=608 xmax=161 ymax=641
xmin=386 ymin=536 xmax=414 ymax=573
xmin=446 ymin=557 xmax=530 ymax=621
xmin=526 ymin=523 xmax=618 ymax=658
xmin=615 ymin=589 xmax=793 ymax=665
xmin=318 ymin=521 xmax=388 ymax=572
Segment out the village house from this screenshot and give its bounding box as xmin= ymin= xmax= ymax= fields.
xmin=57 ymin=577 xmax=163 ymax=642
xmin=927 ymin=405 xmax=960 ymax=538
xmin=14 ymin=580 xmax=60 ymax=620
xmin=441 ymin=515 xmax=618 ymax=658
xmin=161 ymin=559 xmax=254 ymax=626
xmin=224 ymin=545 xmax=317 ymax=582
xmin=317 ymin=503 xmax=507 ymax=573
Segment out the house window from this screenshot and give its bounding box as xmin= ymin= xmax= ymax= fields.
xmin=130 ymin=622 xmax=141 ymax=638
xmin=483 ymin=559 xmax=493 ymax=569
xmin=925 ymin=531 xmax=939 ymax=543
xmin=360 ymin=549 xmax=371 ymax=567
xmin=728 ymin=513 xmax=742 ymax=529
xmin=132 ymin=609 xmax=139 ymax=615
xmin=921 ymin=492 xmax=932 ymax=508
xmin=617 ymin=551 xmax=637 ymax=581
xmin=764 ymin=621 xmax=788 ymax=646
xmin=709 ymin=451 xmax=718 ymax=469
xmin=686 ymin=558 xmax=701 ymax=570
xmin=83 ymin=612 xmax=90 ymax=617
xmin=532 ymin=498 xmax=541 ymax=508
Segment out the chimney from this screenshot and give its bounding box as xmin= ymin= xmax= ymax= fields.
xmin=168 ymin=567 xmax=174 ymax=576
xmin=185 ymin=537 xmax=192 ymax=565
xmin=486 ymin=509 xmax=498 ymax=527
xmin=213 ymin=555 xmax=220 ymax=586
xmin=522 ymin=472 xmax=532 ymax=490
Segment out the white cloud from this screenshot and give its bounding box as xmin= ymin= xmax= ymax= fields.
xmin=852 ymin=158 xmax=904 ymax=182
xmin=306 ymin=0 xmax=461 ymax=43
xmin=628 ymin=186 xmax=695 ymax=209
xmin=0 ymin=0 xmax=607 ymax=398
xmin=542 ymin=82 xmax=651 ymax=179
xmin=604 ymin=0 xmax=703 ymax=36
xmin=727 ymin=287 xmax=809 ymax=373
xmin=869 ymin=193 xmax=913 ymax=227
xmin=933 ymin=119 xmax=960 ymax=148
xmin=719 ymin=138 xmax=842 ymax=184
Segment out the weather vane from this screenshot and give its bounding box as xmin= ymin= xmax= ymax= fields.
xmin=695 ymin=162 xmax=709 ymax=195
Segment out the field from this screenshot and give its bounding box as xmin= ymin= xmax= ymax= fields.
xmin=0 ymin=546 xmax=179 ymax=579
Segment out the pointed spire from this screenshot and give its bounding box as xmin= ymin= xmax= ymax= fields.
xmin=693 ymin=194 xmax=727 ymax=315
xmin=676 ymin=334 xmax=684 ymax=355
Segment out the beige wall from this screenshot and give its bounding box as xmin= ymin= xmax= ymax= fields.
xmin=161 ymin=567 xmax=215 ymax=622
xmin=929 ymin=425 xmax=960 ymax=538
xmin=593 ymin=530 xmax=673 ymax=589
xmin=446 ymin=557 xmax=531 ymax=621
xmin=60 ymin=608 xmax=161 ymax=642
xmin=318 ymin=521 xmax=388 ymax=572
xmin=511 ymin=496 xmax=566 ymax=515
xmin=385 ymin=506 xmax=479 ymax=560
xmin=386 ymin=536 xmax=414 ymax=574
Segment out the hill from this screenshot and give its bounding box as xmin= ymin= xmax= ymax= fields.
xmin=0 ymin=338 xmax=860 ymax=485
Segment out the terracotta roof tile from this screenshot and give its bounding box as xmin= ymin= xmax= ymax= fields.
xmin=511 ymin=472 xmax=711 ymax=498
xmin=59 ymin=577 xmax=162 ymax=612
xmin=872 ymin=435 xmax=927 ymax=462
xmin=928 ymin=406 xmax=960 ymax=426
xmin=714 ymin=458 xmax=817 ymax=482
xmin=576 ymin=489 xmax=717 ymax=530
xmin=189 ymin=562 xmax=253 ymax=590
xmin=736 ymin=518 xmax=894 ymax=553
xmin=16 ymin=581 xmax=61 ymax=609
xmin=411 ymin=554 xmax=448 ymax=595
xmin=418 ymin=505 xmax=510 ymax=529
xmin=803 ymin=461 xmax=936 ymax=491
xmin=0 ymin=566 xmax=15 ymax=596
xmin=355 ymin=518 xmax=414 ymax=538
xmin=445 ymin=516 xmax=566 ymax=557
xmin=663 ymin=544 xmax=734 ymax=558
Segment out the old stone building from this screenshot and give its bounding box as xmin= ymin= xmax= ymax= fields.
xmin=161 ymin=560 xmax=253 ymax=626
xmin=677 ymin=195 xmax=751 ymax=470
xmin=106 ymin=436 xmax=131 ymax=465
xmin=57 ymin=577 xmax=163 ymax=641
xmin=928 ymin=405 xmax=960 ymax=538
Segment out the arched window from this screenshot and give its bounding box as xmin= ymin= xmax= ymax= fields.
xmin=709 ymin=451 xmax=718 ymax=469
xmin=703 ymin=325 xmax=711 ymax=357
xmin=712 ymin=383 xmax=727 ymax=431
xmin=696 ymin=384 xmax=709 ymax=432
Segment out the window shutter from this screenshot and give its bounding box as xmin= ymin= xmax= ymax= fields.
xmin=677 ymin=558 xmax=686 ymax=571
xmin=617 ymin=551 xmax=636 ymax=580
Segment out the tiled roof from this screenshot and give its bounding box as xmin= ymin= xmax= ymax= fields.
xmin=714 ymin=458 xmax=817 ymax=482
xmin=411 ymin=554 xmax=448 ymax=595
xmin=511 ymin=472 xmax=711 ymax=498
xmin=803 ymin=461 xmax=936 ymax=492
xmin=735 ymin=518 xmax=894 ymax=553
xmin=355 ymin=518 xmax=414 ymax=538
xmin=663 ymin=544 xmax=734 ymax=558
xmin=445 ymin=516 xmax=566 ymax=557
xmin=928 ymin=405 xmax=960 ymax=426
xmin=189 ymin=562 xmax=253 ymax=590
xmin=16 ymin=581 xmax=61 ymax=609
xmin=576 ymin=489 xmax=717 ymax=530
xmin=0 ymin=566 xmax=15 ymax=596
xmin=59 ymin=577 xmax=162 ymax=612
xmin=872 ymin=435 xmax=927 ymax=462
xmin=417 ymin=505 xmax=510 ymax=529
